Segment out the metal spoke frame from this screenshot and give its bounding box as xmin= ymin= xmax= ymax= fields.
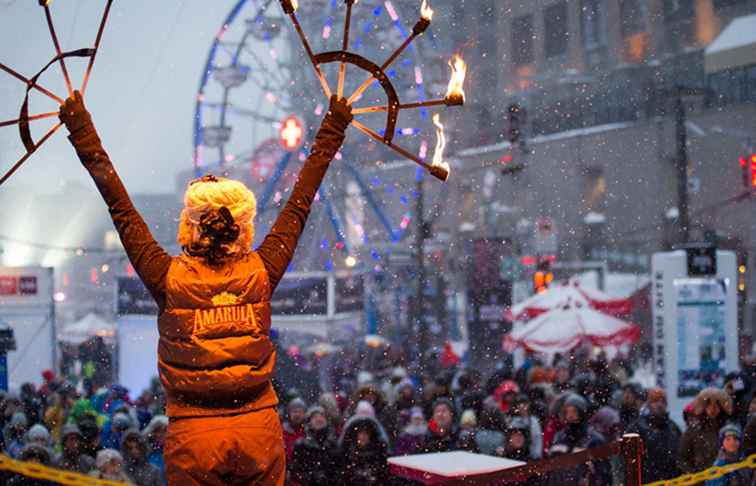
xmin=278 ymin=0 xmax=460 ymax=182
xmin=0 ymin=1 xmax=114 ymax=186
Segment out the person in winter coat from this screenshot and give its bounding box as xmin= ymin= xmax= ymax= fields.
xmin=7 ymin=444 xmax=58 ymax=486
xmin=121 ymin=429 xmax=162 ymax=486
xmin=283 ymin=397 xmax=307 ymax=464
xmin=25 ymin=424 xmax=53 ymax=455
xmin=494 ymin=381 xmax=520 ymax=414
xmin=511 ymin=394 xmax=543 ymax=460
xmin=90 ymin=448 xmax=132 ymax=483
xmin=394 ymin=380 xmax=418 ymax=422
xmin=394 ymin=407 xmax=428 ymax=456
xmin=475 ymin=398 xmax=507 ymax=456
xmin=52 ymin=424 xmax=96 ymax=475
xmin=626 ymin=388 xmax=682 ymax=483
xmin=704 ymin=424 xmax=754 ymax=486
xmin=422 ymin=398 xmax=461 ymax=453
xmin=457 ymin=409 xmax=479 ymax=453
xmin=724 ymin=372 xmax=753 ymax=427
xmin=290 ymin=406 xmax=340 ymax=486
xmin=588 ymin=406 xmax=623 ymax=485
xmin=500 ymin=416 xmax=531 ymax=462
xmin=618 ymin=383 xmax=645 ymax=430
xmin=546 ymin=394 xmax=611 ymax=486
xmin=77 ymin=415 xmax=102 ymax=459
xmin=542 ymin=392 xmax=574 ymax=455
xmin=338 ymin=415 xmax=390 ymax=485
xmin=679 ymin=387 xmax=733 ymax=474
xmin=59 ymin=90 xmax=353 ymax=486
xmin=5 ymin=411 xmax=28 ymax=458
xmin=100 ymin=412 xmax=132 ymax=450
xmin=350 ymin=383 xmax=399 ymax=447
xmin=142 ymin=415 xmax=168 ymax=483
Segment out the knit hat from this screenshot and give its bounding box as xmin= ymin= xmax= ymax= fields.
xmin=306 ymin=405 xmax=326 ymax=422
xmin=26 ymin=424 xmax=50 ymax=444
xmin=10 ymin=411 xmax=28 ymax=429
xmin=287 ymin=397 xmax=307 ymax=413
xmin=432 ymin=397 xmax=455 ymax=417
xmin=460 ymin=409 xmax=477 ymax=428
xmin=95 ymin=448 xmax=123 ymax=470
xmin=410 ymin=406 xmax=425 ymax=421
xmin=61 ymin=424 xmax=83 ymax=441
xmin=354 ymin=400 xmax=376 ymax=418
xmin=647 ymin=387 xmax=667 ymax=404
xmin=562 ymin=394 xmax=588 ymax=419
xmin=719 ymin=423 xmax=742 ymax=446
xmin=508 ymin=415 xmax=531 ymax=433
xmin=112 ymin=413 xmax=131 ymax=431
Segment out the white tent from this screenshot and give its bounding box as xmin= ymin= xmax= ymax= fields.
xmin=503 ymin=300 xmax=640 ymax=354
xmin=506 ymin=281 xmax=634 ymax=322
xmin=59 ymin=313 xmax=115 ymax=344
xmin=705 ymin=13 xmax=756 ymax=73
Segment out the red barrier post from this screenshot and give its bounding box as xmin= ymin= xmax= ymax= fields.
xmin=621 ymin=433 xmax=643 ymax=486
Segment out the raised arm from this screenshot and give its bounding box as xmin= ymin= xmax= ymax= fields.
xmin=257 ymin=96 xmax=352 ymax=291
xmin=59 ymin=92 xmax=171 ymax=307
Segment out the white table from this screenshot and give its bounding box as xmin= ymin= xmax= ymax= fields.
xmin=388 ymin=451 xmax=526 ymax=485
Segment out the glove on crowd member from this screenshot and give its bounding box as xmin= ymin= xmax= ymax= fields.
xmin=60 ymin=91 xmax=353 ymax=486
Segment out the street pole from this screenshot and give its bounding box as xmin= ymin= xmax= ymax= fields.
xmin=415 ymin=173 xmax=428 ymax=371
xmin=674 ymin=90 xmax=690 ymax=243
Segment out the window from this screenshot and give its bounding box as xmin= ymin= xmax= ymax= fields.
xmin=544 ymin=2 xmax=568 ymax=58
xmin=713 ymin=0 xmax=749 ymax=9
xmin=581 ymin=0 xmax=606 ymax=48
xmin=664 ymin=0 xmax=695 ymax=22
xmin=620 ymin=0 xmax=645 ymax=38
xmin=512 ymin=15 xmax=534 ymax=65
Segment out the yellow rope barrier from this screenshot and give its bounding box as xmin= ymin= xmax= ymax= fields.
xmin=644 ymin=453 xmax=756 ymax=486
xmin=0 ymin=454 xmax=129 ymax=486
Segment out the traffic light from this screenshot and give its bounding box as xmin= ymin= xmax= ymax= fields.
xmin=507 ymin=103 xmax=524 ymax=144
xmin=532 ymin=259 xmax=553 ymax=294
xmin=740 ymin=154 xmax=756 ymax=190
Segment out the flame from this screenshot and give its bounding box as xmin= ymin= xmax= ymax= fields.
xmin=291 ymin=0 xmax=298 ymax=11
xmin=445 ymin=55 xmax=467 ymax=101
xmin=431 ymin=113 xmax=448 ymax=173
xmin=421 ymin=0 xmax=433 ymax=21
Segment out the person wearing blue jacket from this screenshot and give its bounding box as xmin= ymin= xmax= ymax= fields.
xmin=704 ymin=423 xmax=754 ymax=486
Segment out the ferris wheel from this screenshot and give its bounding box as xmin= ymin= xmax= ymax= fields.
xmin=193 ymin=0 xmax=446 ymax=271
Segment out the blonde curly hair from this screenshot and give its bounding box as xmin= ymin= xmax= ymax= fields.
xmin=177 ymin=176 xmax=257 ymax=255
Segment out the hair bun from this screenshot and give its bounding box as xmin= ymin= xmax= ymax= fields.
xmin=199 ymin=206 xmax=240 ymax=246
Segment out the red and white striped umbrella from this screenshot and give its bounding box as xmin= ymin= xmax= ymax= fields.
xmin=504 ymin=282 xmax=633 ymax=322
xmin=503 ymin=300 xmax=640 ymax=354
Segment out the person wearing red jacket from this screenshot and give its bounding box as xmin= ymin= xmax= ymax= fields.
xmin=59 ymin=91 xmax=353 ymax=485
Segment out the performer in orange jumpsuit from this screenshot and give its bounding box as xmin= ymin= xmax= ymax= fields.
xmin=59 ymin=91 xmax=353 ymax=485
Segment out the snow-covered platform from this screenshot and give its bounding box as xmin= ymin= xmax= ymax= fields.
xmin=388 ymin=451 xmax=525 ymax=485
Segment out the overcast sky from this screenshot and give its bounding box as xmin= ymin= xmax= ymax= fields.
xmin=0 ymin=0 xmax=231 ymax=194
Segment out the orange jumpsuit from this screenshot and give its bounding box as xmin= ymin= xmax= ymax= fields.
xmin=67 ymin=100 xmax=348 ymax=485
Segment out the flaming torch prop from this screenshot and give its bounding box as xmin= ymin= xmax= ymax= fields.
xmin=278 ymin=0 xmax=466 ymax=182
xmin=0 ymin=0 xmax=114 ymax=187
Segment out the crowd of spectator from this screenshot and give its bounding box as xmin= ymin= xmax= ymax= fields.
xmin=0 ymin=344 xmax=755 ymax=485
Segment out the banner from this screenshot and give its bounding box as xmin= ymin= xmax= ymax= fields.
xmin=116 ymin=277 xmax=158 ymax=316
xmin=271 ymin=276 xmax=328 ymax=316
xmin=675 ymin=278 xmax=728 ymax=396
xmin=335 ymin=274 xmax=364 ymax=314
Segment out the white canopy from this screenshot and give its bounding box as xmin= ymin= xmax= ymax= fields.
xmin=705 ymin=13 xmax=756 ymax=73
xmin=504 ymin=300 xmax=640 ymax=354
xmin=506 ymin=281 xmax=633 ymax=322
xmin=59 ymin=313 xmax=115 ymax=344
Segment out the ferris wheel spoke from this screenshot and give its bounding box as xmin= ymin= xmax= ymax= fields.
xmin=241 ymin=44 xmax=288 ymax=88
